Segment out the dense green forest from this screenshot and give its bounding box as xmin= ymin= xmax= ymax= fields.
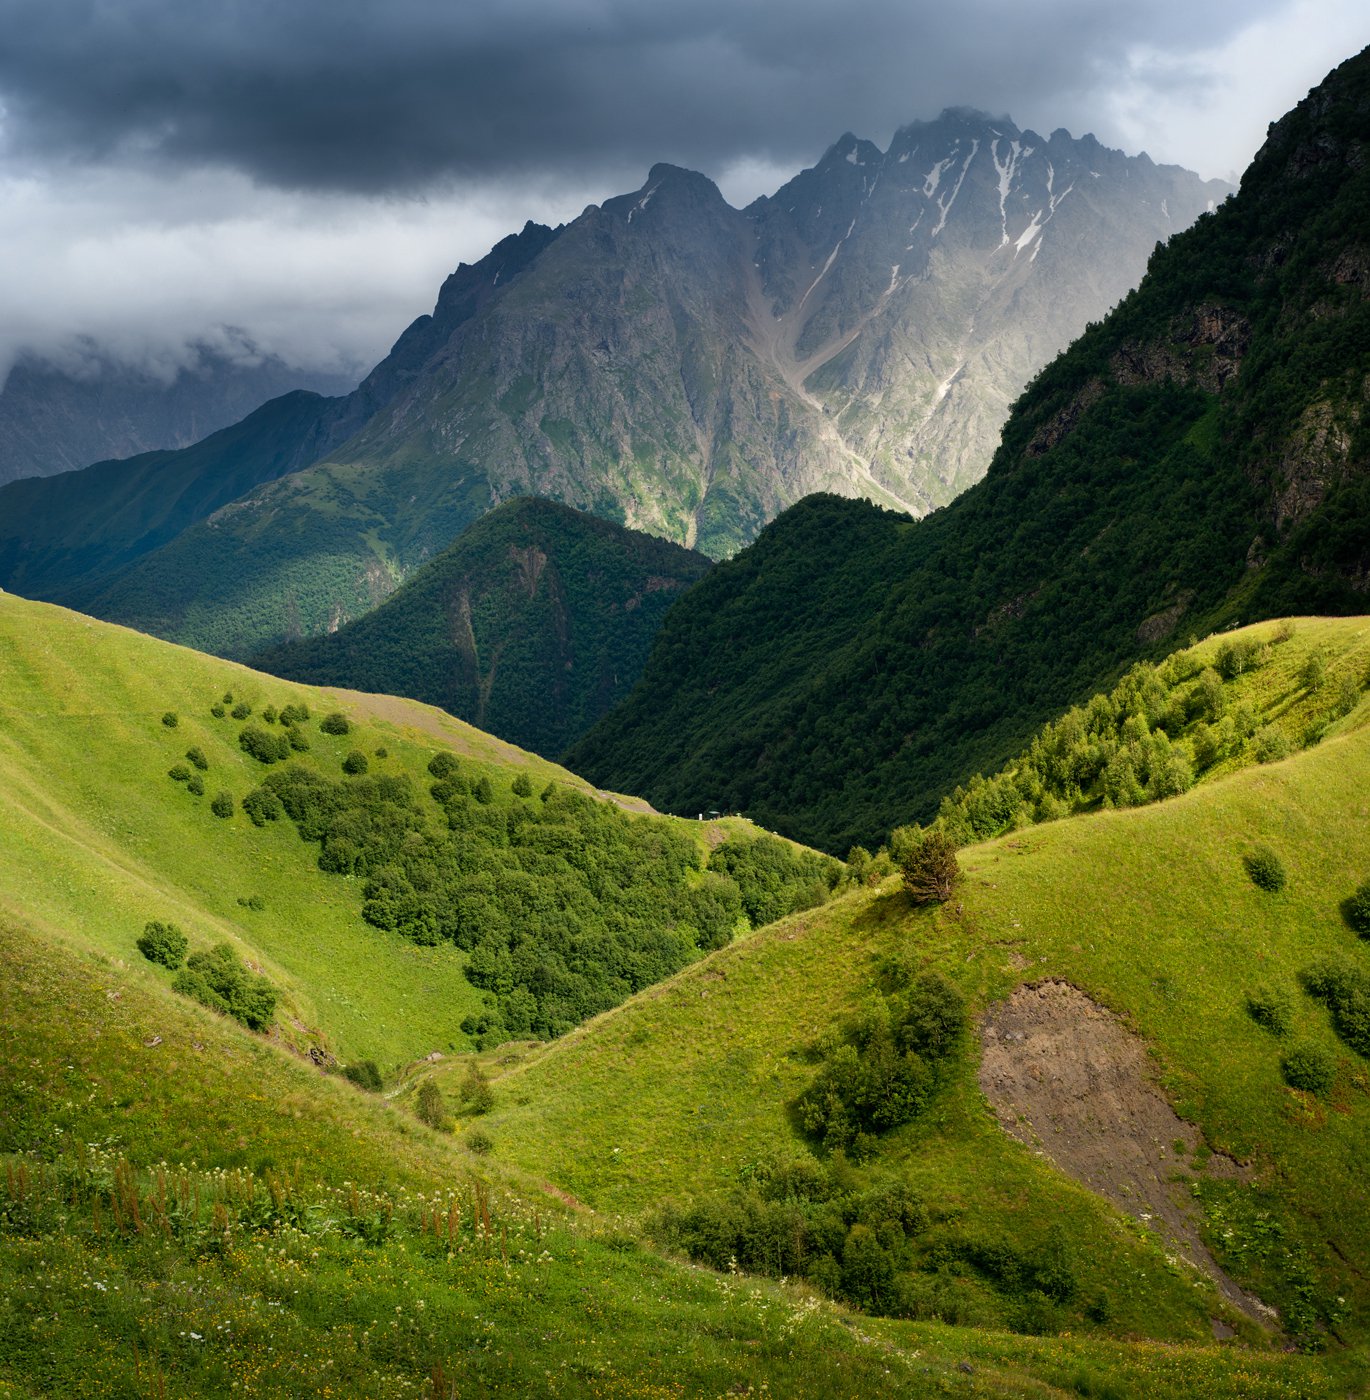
xmin=568 ymin=50 xmax=1370 ymax=853
xmin=256 ymin=497 xmax=712 ymax=758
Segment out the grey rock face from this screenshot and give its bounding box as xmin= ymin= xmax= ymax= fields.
xmin=324 ymin=112 xmax=1228 ymax=556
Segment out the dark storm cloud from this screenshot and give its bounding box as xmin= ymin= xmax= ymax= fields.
xmin=0 ymin=0 xmax=1288 ymax=193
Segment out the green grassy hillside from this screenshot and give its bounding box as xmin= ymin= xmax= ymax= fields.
xmin=255 ymin=496 xmax=713 ymax=758
xmin=4 ymin=896 xmax=1338 ymax=1397
xmin=473 ymin=682 xmax=1370 ymax=1367
xmin=0 ymin=592 xmax=815 ymax=1069
xmin=0 ymin=597 xmax=1347 ymax=1394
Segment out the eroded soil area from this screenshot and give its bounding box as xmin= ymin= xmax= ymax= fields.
xmin=979 ymin=979 xmax=1275 ymax=1329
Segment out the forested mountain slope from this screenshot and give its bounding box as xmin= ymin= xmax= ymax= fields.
xmin=255 ymin=497 xmax=712 ymax=758
xmin=568 ymin=47 xmax=1370 ymax=852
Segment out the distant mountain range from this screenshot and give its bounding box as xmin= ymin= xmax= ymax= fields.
xmin=568 ymin=47 xmax=1370 ymax=852
xmin=0 ymin=342 xmax=355 ymax=486
xmin=0 ymin=113 xmax=1226 ymax=657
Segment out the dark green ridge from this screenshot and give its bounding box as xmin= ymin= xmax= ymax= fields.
xmin=254 ymin=496 xmax=712 ymax=758
xmin=567 ymin=47 xmax=1370 ymax=853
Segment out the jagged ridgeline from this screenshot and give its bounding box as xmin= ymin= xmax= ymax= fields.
xmin=568 ymin=47 xmax=1370 ymax=854
xmin=0 ymin=111 xmax=1224 ymax=659
xmin=254 ymin=497 xmax=713 ymax=759
xmin=0 ymin=592 xmax=845 ymax=1064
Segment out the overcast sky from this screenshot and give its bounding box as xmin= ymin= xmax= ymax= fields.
xmin=0 ymin=0 xmax=1364 ymax=383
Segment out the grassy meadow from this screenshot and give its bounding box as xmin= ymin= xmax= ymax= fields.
xmin=0 ymin=597 xmax=1366 ymax=1394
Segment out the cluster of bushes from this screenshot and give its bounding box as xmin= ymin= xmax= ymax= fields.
xmin=233 ymin=752 xmax=845 ymax=1047
xmin=341 ymin=1060 xmax=383 ymax=1092
xmin=172 ymin=942 xmax=279 ymax=1031
xmin=1239 ymin=876 xmax=1370 ymax=1099
xmin=797 ymin=971 xmax=964 ymax=1158
xmin=706 ymin=835 xmax=843 ymax=928
xmin=653 ymin=1159 xmax=1086 ymax=1330
xmin=1301 ymin=961 xmax=1370 ymax=1058
xmin=922 ymin=633 xmax=1363 ymax=849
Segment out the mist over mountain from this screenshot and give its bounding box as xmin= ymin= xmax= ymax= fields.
xmin=0 ymin=343 xmax=356 ymax=486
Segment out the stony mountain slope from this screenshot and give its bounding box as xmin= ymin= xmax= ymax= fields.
xmin=254 ymin=497 xmax=712 ymax=759
xmin=0 ymin=115 xmax=1223 ymax=657
xmin=0 ymin=343 xmax=354 ymax=486
xmin=568 ymin=47 xmax=1370 ymax=853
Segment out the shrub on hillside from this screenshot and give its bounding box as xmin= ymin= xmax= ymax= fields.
xmin=460 ymin=1064 xmax=495 ymax=1115
xmin=210 ymin=703 xmax=226 ymax=718
xmin=1252 ymin=726 xmax=1290 ymax=764
xmin=1301 ymin=653 xmax=1327 ymax=691
xmin=1192 ymin=667 xmax=1225 ymax=722
xmin=172 ymin=942 xmax=277 ymax=1029
xmin=901 ymin=830 xmax=960 ymax=905
xmin=1215 ymin=636 xmax=1265 ymax=679
xmin=186 ymin=774 xmax=205 ymax=796
xmin=286 ymin=726 xmax=310 ymax=752
xmin=1282 ymin=1042 xmax=1335 ymax=1097
xmin=415 ymin=1078 xmax=447 ymax=1130
xmin=231 ymin=702 xmax=252 ymax=720
xmin=465 ymin=1127 xmax=494 ymax=1155
xmin=427 ymin=752 xmax=459 ymax=779
xmin=342 ymin=750 xmax=369 ymax=775
xmin=1333 ymin=673 xmax=1361 ymax=718
xmin=210 ymin=791 xmax=235 ymax=819
xmin=320 ymin=712 xmax=351 ymax=736
xmin=1246 ymin=985 xmax=1293 ymax=1036
xmin=239 ymin=725 xmax=291 ymax=764
xmin=137 ymin=920 xmax=188 ymax=969
xmin=161 ymin=711 xmax=178 ymax=728
xmin=168 ymin=763 xmax=192 ymax=782
xmin=1302 ymin=961 xmax=1370 ymax=1057
xmin=261 ymin=705 xmax=278 ymax=724
xmin=242 ymin=786 xmax=285 ymax=827
xmin=185 ymin=746 xmax=208 ymax=771
xmin=511 ymin=774 xmax=534 ymax=798
xmin=1244 ymin=846 xmax=1286 ymax=892
xmin=280 ymin=702 xmax=310 ymax=725
xmin=1343 ymin=880 xmax=1370 ymax=938
xmin=342 ymin=1060 xmax=383 ymax=1092
xmin=472 ymin=776 xmax=494 ymax=804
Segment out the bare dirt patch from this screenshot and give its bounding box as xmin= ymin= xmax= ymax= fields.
xmin=979 ymin=979 xmax=1275 ymax=1329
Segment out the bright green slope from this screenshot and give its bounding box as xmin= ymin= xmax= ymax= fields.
xmin=0 ymin=591 xmax=686 ymax=1067
xmin=2 ymin=899 xmax=1335 ymax=1397
xmin=467 ymin=625 xmax=1370 ymax=1371
xmin=0 ymin=601 xmax=1343 ymax=1396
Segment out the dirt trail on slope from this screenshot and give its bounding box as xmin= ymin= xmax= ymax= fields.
xmin=978 ymin=980 xmax=1276 ymax=1330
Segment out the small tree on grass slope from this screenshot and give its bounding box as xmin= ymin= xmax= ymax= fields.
xmin=901 ymin=830 xmax=960 ymax=905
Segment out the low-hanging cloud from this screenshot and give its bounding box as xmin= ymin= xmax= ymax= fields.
xmin=0 ymin=0 xmax=1364 ymax=390
xmin=0 ymin=0 xmax=1296 ymax=194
